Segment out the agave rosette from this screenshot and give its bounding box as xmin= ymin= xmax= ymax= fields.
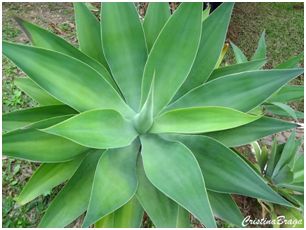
xmin=2 ymin=2 xmax=303 ymax=228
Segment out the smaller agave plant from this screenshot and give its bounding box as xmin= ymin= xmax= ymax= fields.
xmin=250 ymin=132 xmax=304 ymax=227
xmin=251 ymin=132 xmax=304 ymax=206
xmin=2 ymin=2 xmax=304 ymax=228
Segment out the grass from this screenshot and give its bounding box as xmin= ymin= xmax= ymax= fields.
xmin=226 ymin=2 xmax=304 ymax=69
xmin=2 ymin=2 xmax=304 ymax=227
xmin=2 ymin=159 xmax=44 ymax=227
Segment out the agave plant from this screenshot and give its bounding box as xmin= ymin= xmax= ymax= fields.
xmin=250 ymin=133 xmax=304 ymax=227
xmin=2 ymin=2 xmax=304 ymax=228
xmin=251 ymin=132 xmax=304 ymax=206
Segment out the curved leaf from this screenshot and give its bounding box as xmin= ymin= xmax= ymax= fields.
xmin=265 ymin=105 xmax=304 ymax=119
xmin=151 ymin=107 xmax=259 ymax=134
xmin=230 ymin=41 xmax=248 ymax=64
xmin=101 ymin=2 xmax=147 ymax=110
xmin=176 ymin=3 xmax=234 ymax=98
xmin=74 ymin=3 xmax=108 ymax=66
xmin=3 ymin=42 xmax=133 ymax=116
xmin=3 ymin=115 xmax=89 ymax=162
xmin=266 ymin=140 xmax=283 ymax=178
xmin=3 ymin=105 xmax=76 ymax=132
xmin=276 ymin=52 xmax=304 ymax=69
xmin=168 ymin=69 xmax=304 ymax=112
xmin=164 ymin=135 xmax=292 ymax=206
xmin=140 ymin=3 xmax=202 ymax=115
xmin=272 ymin=132 xmax=299 ymax=179
xmin=140 ymin=135 xmax=216 ymax=227
xmin=270 ymin=102 xmax=298 ymax=120
xmin=94 ymin=196 xmax=143 ymax=228
xmin=268 ymin=85 xmax=304 ymax=103
xmin=143 ymin=3 xmax=170 ymax=52
xmin=15 ymin=17 xmax=116 ymax=89
xmin=42 ymin=109 xmax=138 ymax=149
xmin=208 ymin=59 xmax=266 ymax=81
xmin=39 ymin=150 xmax=103 ymax=227
xmin=251 ymin=31 xmax=266 ymax=61
xmin=208 ymin=191 xmax=243 ymax=227
xmin=136 ymin=156 xmax=190 ymax=227
xmin=204 ymin=116 xmax=297 ymax=147
xmin=16 ymin=154 xmax=86 ymax=205
xmin=273 ymin=165 xmax=294 ymax=185
xmin=83 ymin=142 xmax=139 ymax=227
xmin=15 ymin=77 xmax=62 ymax=106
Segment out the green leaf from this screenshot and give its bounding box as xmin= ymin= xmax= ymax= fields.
xmin=269 ymin=102 xmax=298 ymax=120
xmin=84 ymin=3 xmax=98 ymax=11
xmin=136 ymin=156 xmax=190 ymax=227
xmin=168 ymin=69 xmax=304 ymax=112
xmin=3 ymin=42 xmax=133 ymax=117
xmin=249 ymin=106 xmax=265 ymax=116
xmin=151 ymin=107 xmax=259 ymax=134
xmin=133 ymin=74 xmax=154 ymax=134
xmin=280 ymin=182 xmax=304 ymax=192
xmin=272 ymin=132 xmax=299 ymax=178
xmin=176 ymin=3 xmax=234 ymax=98
xmin=95 ymin=196 xmax=143 ymax=228
xmin=39 ymin=150 xmax=103 ymax=227
xmin=292 ymin=154 xmax=304 ymax=183
xmin=143 ymin=3 xmax=170 ymax=52
xmin=3 ymin=115 xmax=89 ymax=162
xmin=16 ymin=154 xmax=86 ymax=205
xmin=15 ymin=77 xmax=62 ymax=106
xmin=208 ymin=191 xmax=243 ymax=227
xmin=251 ymin=141 xmax=265 ymax=172
xmin=74 ymin=3 xmax=108 ymax=67
xmin=175 ymin=206 xmax=191 ymax=227
xmin=276 ymin=52 xmax=304 ymax=69
xmin=83 ymin=142 xmax=139 ymax=227
xmin=251 ymin=30 xmax=266 ymax=61
xmin=279 ymin=207 xmax=304 ymax=228
xmin=214 ymin=43 xmax=229 ymax=69
xmin=264 ymin=105 xmax=304 ymax=119
xmin=288 ymin=194 xmax=304 ymax=208
xmin=101 ymin=3 xmax=147 ymax=110
xmin=164 ymin=135 xmax=292 ymax=206
xmin=268 ymin=85 xmax=304 ymax=103
xmin=14 ymin=17 xmax=117 ymax=90
xmin=204 ymin=116 xmax=297 ymax=147
xmin=208 ymin=59 xmax=266 ymax=81
xmin=3 ymin=105 xmax=76 ymax=132
xmin=140 ymin=135 xmax=216 ymax=228
xmin=273 ymin=165 xmax=294 ymax=185
xmin=140 ymin=3 xmax=203 ymax=115
xmin=230 ymin=41 xmax=248 ymax=63
xmin=202 ymin=5 xmax=211 ymax=21
xmin=43 ymin=109 xmax=138 ymax=149
xmin=266 ymin=141 xmax=285 ymax=178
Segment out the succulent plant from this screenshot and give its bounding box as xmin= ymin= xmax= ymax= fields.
xmin=251 ymin=132 xmax=303 ymax=206
xmin=2 ymin=2 xmax=303 ymax=228
xmin=250 ymin=132 xmax=304 ymax=227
